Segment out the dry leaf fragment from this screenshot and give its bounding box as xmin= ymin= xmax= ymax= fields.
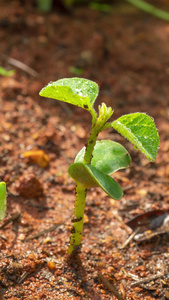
xmin=23 ymin=150 xmax=49 ymax=167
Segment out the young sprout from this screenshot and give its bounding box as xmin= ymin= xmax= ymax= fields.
xmin=0 ymin=67 xmax=15 ymax=77
xmin=39 ymin=78 xmax=159 ymax=254
xmin=0 ymin=182 xmax=7 ymax=221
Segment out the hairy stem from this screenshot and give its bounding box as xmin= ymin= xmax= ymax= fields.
xmin=68 ymin=182 xmax=87 ymax=254
xmin=68 ymin=104 xmax=113 ymax=254
xmin=83 ymin=126 xmax=99 ymax=165
xmin=68 ymin=125 xmax=99 ymax=254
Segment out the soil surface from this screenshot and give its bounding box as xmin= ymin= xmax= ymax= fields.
xmin=0 ymin=1 xmax=169 ymax=299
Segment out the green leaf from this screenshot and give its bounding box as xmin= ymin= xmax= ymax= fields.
xmin=0 ymin=182 xmax=6 ymax=221
xmin=0 ymin=67 xmax=15 ymax=77
xmin=39 ymin=77 xmax=98 ymax=111
xmin=75 ymin=140 xmax=131 ymax=174
xmin=125 ymin=0 xmax=169 ymax=21
xmin=69 ymin=67 xmax=83 ymax=76
xmin=112 ymin=113 xmax=159 ymax=161
xmin=68 ymin=163 xmax=123 ymax=200
xmin=90 ymin=2 xmax=111 ymax=13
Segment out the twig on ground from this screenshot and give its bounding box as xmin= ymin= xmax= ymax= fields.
xmin=113 ymin=213 xmax=131 ymax=235
xmin=0 ymin=212 xmax=21 ymax=229
xmin=120 ymin=226 xmax=140 ymax=249
xmin=98 ymin=271 xmax=125 ymax=300
xmin=25 ymin=223 xmax=62 ymax=241
xmin=0 ymin=234 xmax=7 ymax=241
xmin=131 ymin=272 xmax=165 ymax=287
xmin=123 ymin=270 xmax=139 ymax=281
xmin=17 ymin=271 xmax=30 ymax=284
xmin=8 ymin=57 xmax=39 ymax=77
xmin=59 ymin=101 xmax=73 ymax=117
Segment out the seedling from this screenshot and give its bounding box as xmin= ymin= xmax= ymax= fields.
xmin=0 ymin=182 xmax=7 ymax=222
xmin=39 ymin=78 xmax=159 ymax=254
xmin=0 ymin=67 xmax=15 ymax=77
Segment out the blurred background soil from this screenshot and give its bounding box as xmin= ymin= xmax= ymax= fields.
xmin=0 ymin=1 xmax=169 ymax=299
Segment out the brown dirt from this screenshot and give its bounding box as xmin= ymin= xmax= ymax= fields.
xmin=0 ymin=1 xmax=169 ymax=299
